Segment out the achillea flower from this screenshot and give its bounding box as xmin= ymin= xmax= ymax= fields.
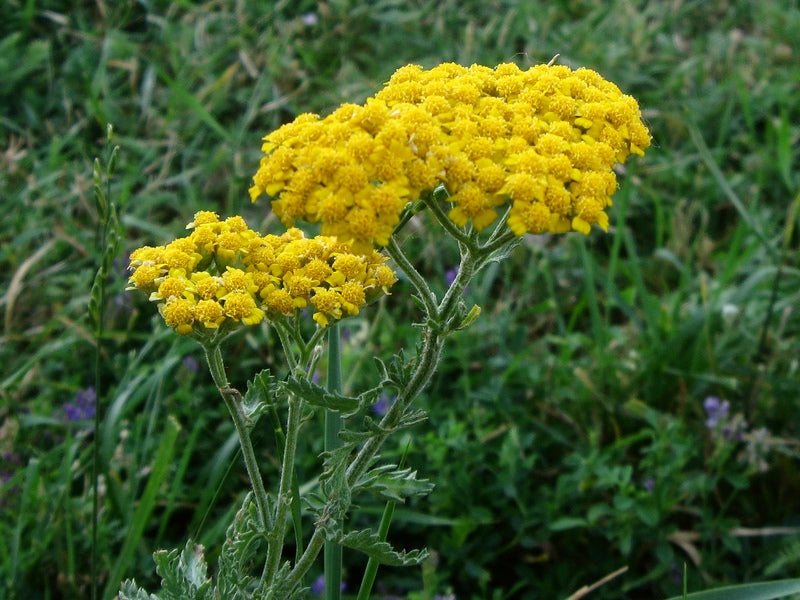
xmin=127 ymin=212 xmax=397 ymax=335
xmin=250 ymin=61 xmax=650 ymax=249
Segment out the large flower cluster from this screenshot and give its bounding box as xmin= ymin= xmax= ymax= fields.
xmin=249 ymin=61 xmax=650 ymax=250
xmin=127 ymin=211 xmax=397 ymax=333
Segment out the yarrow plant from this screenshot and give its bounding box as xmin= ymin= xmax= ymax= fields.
xmin=120 ymin=60 xmax=649 ymax=599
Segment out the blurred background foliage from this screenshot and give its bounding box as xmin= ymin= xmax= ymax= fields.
xmin=1 ymin=0 xmax=799 ymax=598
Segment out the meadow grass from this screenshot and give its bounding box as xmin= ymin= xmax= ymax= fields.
xmin=1 ymin=1 xmax=799 ymax=598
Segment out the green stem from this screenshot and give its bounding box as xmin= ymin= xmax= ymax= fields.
xmin=422 ymin=186 xmax=473 ymax=247
xmin=264 ymin=393 xmax=303 ymax=582
xmin=284 ymin=528 xmax=327 ymax=590
xmin=356 ymin=500 xmax=396 ymax=600
xmin=90 ymin=277 xmax=103 ymax=600
xmin=346 ymin=229 xmax=485 ymax=488
xmin=325 ymin=322 xmax=344 ymax=600
xmin=204 ymin=345 xmax=272 ymax=530
xmin=387 ymin=236 xmax=438 ymax=319
xmin=437 ymin=245 xmax=477 ymax=325
xmin=273 ymin=318 xmax=301 ymax=372
xmin=480 ymin=226 xmax=517 ymax=256
xmin=346 ymin=325 xmax=444 ymax=487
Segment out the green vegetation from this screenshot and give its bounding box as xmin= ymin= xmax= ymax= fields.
xmin=1 ymin=1 xmax=798 ymax=598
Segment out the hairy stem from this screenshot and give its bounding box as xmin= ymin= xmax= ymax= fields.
xmin=204 ymin=345 xmax=272 ymax=530
xmin=386 ymin=236 xmax=438 ymax=319
xmin=284 ymin=528 xmax=327 ymax=591
xmin=325 ymin=322 xmax=344 ymax=600
xmin=422 ymin=187 xmax=473 ymax=247
xmin=346 ymin=325 xmax=444 ymax=487
xmin=263 ymin=393 xmax=303 ymax=582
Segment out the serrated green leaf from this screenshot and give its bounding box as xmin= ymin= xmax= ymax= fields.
xmin=281 ymin=375 xmax=359 ymax=413
xmin=361 ymin=414 xmax=395 ymax=435
xmin=242 ymin=369 xmax=279 ymax=424
xmin=150 ymin=546 xmax=184 ymax=597
xmin=338 ymin=428 xmax=373 ymax=444
xmin=355 ymin=464 xmax=434 ymax=502
xmin=398 ymin=407 xmax=428 ymax=428
xmin=372 ymin=356 xmax=390 ymax=382
xmin=152 ymin=541 xmax=214 ymax=600
xmin=385 ymin=350 xmax=412 ymax=389
xmin=480 ymin=235 xmax=522 ymax=267
xmin=335 ymin=528 xmax=428 ymax=567
xmin=320 ymin=444 xmax=353 ymax=494
xmin=180 ymin=542 xmax=210 ymax=589
xmin=216 ymin=495 xmax=265 ymax=599
xmin=119 ymin=580 xmax=160 ymax=600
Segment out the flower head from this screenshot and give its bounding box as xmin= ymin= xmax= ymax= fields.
xmin=127 ymin=212 xmax=398 ymax=335
xmin=250 ymin=61 xmax=650 ymax=249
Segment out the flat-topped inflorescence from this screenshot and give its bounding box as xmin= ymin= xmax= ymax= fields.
xmin=249 ymin=61 xmax=651 ymax=251
xmin=127 ymin=211 xmax=397 ymax=334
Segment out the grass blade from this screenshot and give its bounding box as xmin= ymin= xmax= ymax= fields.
xmin=663 ymin=579 xmax=800 ymax=600
xmin=104 ymin=415 xmax=181 ymax=599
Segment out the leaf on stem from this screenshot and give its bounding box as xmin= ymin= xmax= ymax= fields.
xmin=334 ymin=528 xmax=429 ymax=567
xmin=373 ymin=350 xmax=413 ymax=389
xmin=452 ymin=302 xmax=482 ymax=331
xmin=281 ymin=375 xmax=360 ymax=414
xmin=119 ymin=581 xmax=158 ymax=600
xmin=216 ymin=494 xmax=265 ymax=599
xmin=354 ymin=464 xmax=435 ymax=502
xmin=242 ymin=369 xmax=279 ymax=424
xmin=398 ymin=407 xmax=428 ymax=428
xmin=153 ymin=541 xmax=214 ymax=599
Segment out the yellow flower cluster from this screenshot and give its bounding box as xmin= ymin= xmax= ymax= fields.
xmin=127 ymin=211 xmax=397 ymax=334
xmin=249 ymin=61 xmax=650 ymax=249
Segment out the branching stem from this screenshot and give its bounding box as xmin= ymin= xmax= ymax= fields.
xmin=204 ymin=345 xmax=273 ymax=531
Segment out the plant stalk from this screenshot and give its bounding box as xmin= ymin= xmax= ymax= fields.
xmin=204 ymin=345 xmax=272 ymax=530
xmin=325 ymin=322 xmax=343 ymax=600
xmin=264 ymin=393 xmax=303 ymax=582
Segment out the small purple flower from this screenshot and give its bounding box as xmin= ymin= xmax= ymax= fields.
xmin=63 ymin=387 xmax=96 ymax=423
xmin=301 ymin=12 xmax=318 ymax=26
xmin=311 ymin=575 xmax=324 ymax=596
xmin=311 ymin=575 xmax=346 ymax=596
xmin=703 ymin=396 xmax=729 ymax=429
xmin=372 ymin=394 xmax=392 ymax=417
xmin=642 ymin=476 xmax=655 ymax=492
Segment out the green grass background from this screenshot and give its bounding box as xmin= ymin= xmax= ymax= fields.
xmin=1 ymin=1 xmax=799 ymax=598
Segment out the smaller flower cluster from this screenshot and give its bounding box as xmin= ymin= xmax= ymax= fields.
xmin=127 ymin=211 xmax=397 ymax=334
